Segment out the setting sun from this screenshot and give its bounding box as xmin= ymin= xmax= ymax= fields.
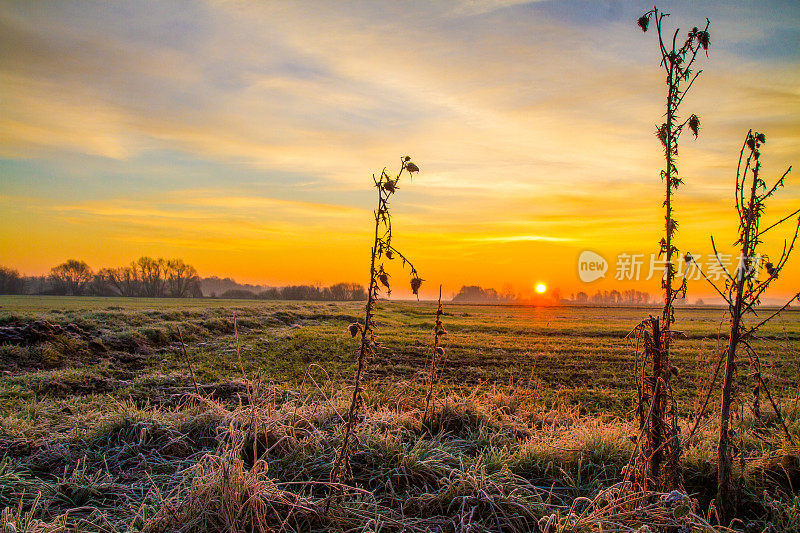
xmin=535 ymin=283 xmax=547 ymax=294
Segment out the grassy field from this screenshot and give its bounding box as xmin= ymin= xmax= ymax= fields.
xmin=0 ymin=296 xmax=798 ymax=531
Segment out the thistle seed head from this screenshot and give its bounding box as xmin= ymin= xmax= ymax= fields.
xmin=688 ymin=114 xmax=700 ymax=138
xmin=637 ymin=15 xmax=649 ymax=32
xmin=697 ymin=30 xmax=709 ymax=50
xmin=435 ymin=346 xmax=445 ymax=357
xmin=348 ymin=323 xmax=361 ymax=338
xmin=411 ymin=277 xmax=423 ymax=296
xmin=656 ymin=124 xmax=668 ymax=147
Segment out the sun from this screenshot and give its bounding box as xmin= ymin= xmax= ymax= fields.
xmin=535 ymin=283 xmax=547 ymax=294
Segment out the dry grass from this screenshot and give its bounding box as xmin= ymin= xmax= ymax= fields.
xmin=1 ymin=377 xmax=798 ymax=532
xmin=1 ymin=300 xmax=798 ymax=531
xmin=124 ymin=384 xmax=797 ymax=531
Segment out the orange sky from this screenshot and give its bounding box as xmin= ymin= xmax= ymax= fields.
xmin=1 ymin=1 xmax=799 ymax=302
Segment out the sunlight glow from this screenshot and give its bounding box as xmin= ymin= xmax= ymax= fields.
xmin=535 ymin=283 xmax=547 ymax=294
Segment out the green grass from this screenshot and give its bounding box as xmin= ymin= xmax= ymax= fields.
xmin=0 ymin=296 xmax=798 ymax=531
xmin=0 ymin=295 xmax=275 ymax=312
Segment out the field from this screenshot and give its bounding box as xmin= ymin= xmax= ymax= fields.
xmin=1 ymin=296 xmax=799 ymax=531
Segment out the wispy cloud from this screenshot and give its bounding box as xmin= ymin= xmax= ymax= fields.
xmin=463 ymin=235 xmax=575 ymax=243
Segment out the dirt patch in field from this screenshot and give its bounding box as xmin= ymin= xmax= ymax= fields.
xmin=104 ymin=333 xmax=153 ymax=354
xmin=101 ymin=350 xmax=150 ymax=371
xmin=127 ymin=379 xmax=253 ymax=407
xmin=37 ymin=375 xmax=128 ymax=397
xmin=0 ymin=320 xmax=95 ymax=346
xmin=0 ymin=319 xmax=110 ymax=372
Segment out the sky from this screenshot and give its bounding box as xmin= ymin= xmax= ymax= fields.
xmin=1 ymin=0 xmax=799 ymax=301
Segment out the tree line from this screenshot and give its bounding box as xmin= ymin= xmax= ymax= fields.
xmin=0 ymin=259 xmax=367 ymax=301
xmin=218 ymin=283 xmax=366 ymax=301
xmin=0 ymin=258 xmax=202 ymax=297
xmin=568 ymin=289 xmax=652 ymax=305
xmin=451 ymin=285 xmax=516 ymax=303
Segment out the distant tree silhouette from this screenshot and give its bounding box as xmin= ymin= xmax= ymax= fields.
xmin=134 ymin=257 xmax=166 ymax=297
xmin=328 ymin=282 xmax=367 ymax=301
xmin=568 ymin=289 xmax=650 ymax=305
xmin=208 ymin=283 xmax=368 ymax=301
xmin=50 ymin=259 xmax=93 ymax=295
xmin=13 ymin=258 xmax=366 ymax=300
xmin=166 ymin=259 xmax=201 ymax=297
xmin=97 ymin=266 xmax=139 ymax=296
xmin=259 ymin=287 xmax=280 ymax=299
xmin=219 ymin=289 xmax=257 ymax=299
xmin=452 ymin=286 xmax=504 ymax=303
xmin=0 ymin=266 xmax=24 ymax=294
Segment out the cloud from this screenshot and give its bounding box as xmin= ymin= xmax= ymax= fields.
xmin=463 ymin=234 xmax=576 ymax=243
xmin=2 ymin=0 xmax=797 ymax=190
xmin=1 ymin=1 xmax=799 ymax=293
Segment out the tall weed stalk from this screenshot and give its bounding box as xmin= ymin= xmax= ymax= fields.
xmin=330 ymin=156 xmax=422 ymax=488
xmin=689 ymin=130 xmax=798 ymax=522
xmin=633 ymin=5 xmax=710 ymax=491
xmin=423 ymin=285 xmax=447 ymax=428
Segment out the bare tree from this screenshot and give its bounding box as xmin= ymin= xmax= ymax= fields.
xmin=166 ymin=259 xmax=200 ymax=297
xmin=133 ymin=257 xmax=167 ymax=297
xmin=97 ymin=266 xmax=139 ymax=297
xmin=50 ymin=259 xmax=93 ymax=295
xmin=0 ymin=266 xmax=25 ymax=294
